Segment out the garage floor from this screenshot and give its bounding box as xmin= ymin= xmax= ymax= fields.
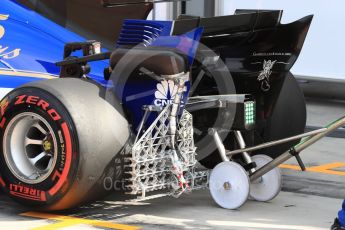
xmin=0 ymin=97 xmax=344 ymax=230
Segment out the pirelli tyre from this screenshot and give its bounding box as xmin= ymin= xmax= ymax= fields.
xmin=0 ymin=78 xmax=129 ymax=210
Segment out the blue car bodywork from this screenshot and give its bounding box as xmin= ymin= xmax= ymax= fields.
xmin=0 ymin=0 xmax=108 ymax=93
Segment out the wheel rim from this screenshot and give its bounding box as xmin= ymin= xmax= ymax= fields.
xmin=250 ymin=154 xmax=282 ymax=202
xmin=209 ymin=161 xmax=249 ymax=209
xmin=3 ymin=112 xmax=58 ymax=184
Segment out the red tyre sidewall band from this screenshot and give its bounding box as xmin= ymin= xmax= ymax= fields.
xmin=0 ymin=88 xmax=78 ymax=206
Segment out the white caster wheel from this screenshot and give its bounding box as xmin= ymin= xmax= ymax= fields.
xmin=210 ymin=161 xmax=249 ymax=209
xmin=250 ymin=154 xmax=282 ymax=202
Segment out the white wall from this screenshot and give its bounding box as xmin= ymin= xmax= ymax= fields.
xmin=219 ymin=0 xmax=345 ymax=80
xmin=186 ymin=0 xmax=205 ymax=16
xmin=152 ymin=2 xmax=174 ymax=20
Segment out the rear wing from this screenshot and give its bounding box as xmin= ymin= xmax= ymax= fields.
xmin=173 ymin=10 xmax=313 ymax=73
xmin=173 ymin=10 xmax=283 ymax=35
xmin=56 ymin=9 xmax=313 ymax=76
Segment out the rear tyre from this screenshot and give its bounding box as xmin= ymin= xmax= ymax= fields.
xmin=0 ymin=78 xmax=129 ymax=210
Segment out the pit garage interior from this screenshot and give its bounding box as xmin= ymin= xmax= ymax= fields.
xmin=0 ymin=0 xmax=345 ymax=229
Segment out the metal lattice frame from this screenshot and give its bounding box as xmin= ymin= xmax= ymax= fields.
xmin=124 ymin=106 xmax=209 ymax=197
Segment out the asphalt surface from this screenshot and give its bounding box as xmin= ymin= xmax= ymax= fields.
xmin=0 ymin=97 xmax=344 ymax=230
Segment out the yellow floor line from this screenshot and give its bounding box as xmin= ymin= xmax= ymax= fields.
xmin=308 ymin=162 xmax=345 ymax=171
xmin=21 ymin=212 xmax=140 ymax=230
xmin=27 ymin=220 xmax=83 ymax=230
xmin=279 ymin=164 xmax=301 ymax=170
xmin=280 ymin=162 xmax=345 ymax=176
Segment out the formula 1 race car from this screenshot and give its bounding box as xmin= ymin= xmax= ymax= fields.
xmin=0 ymin=0 xmax=326 ymax=211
